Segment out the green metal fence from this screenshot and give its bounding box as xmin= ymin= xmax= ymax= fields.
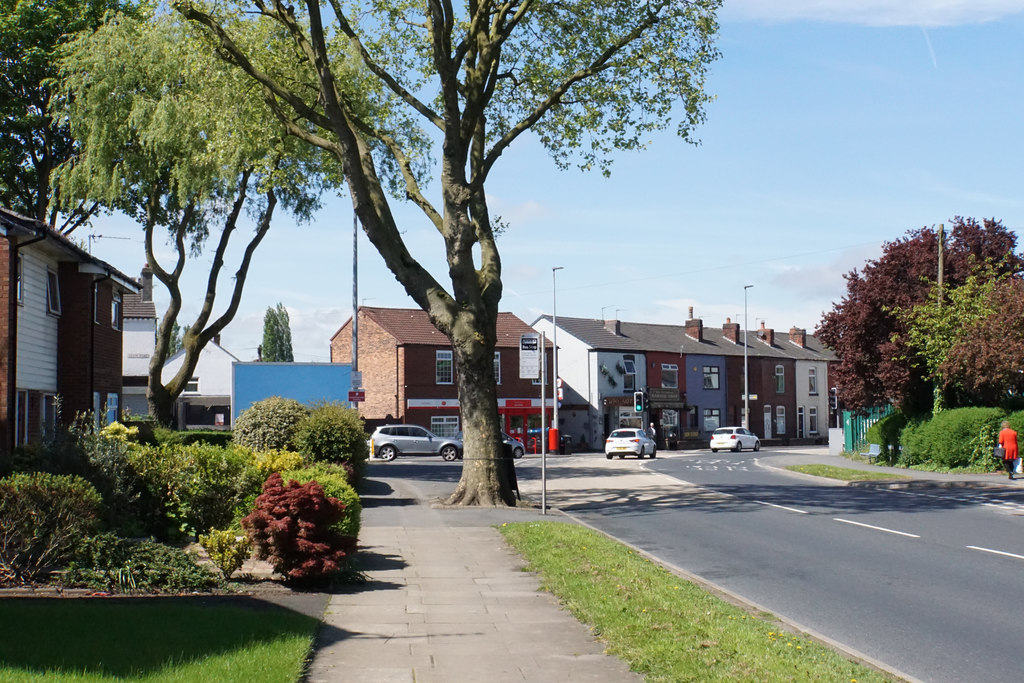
xmin=843 ymin=405 xmax=893 ymax=452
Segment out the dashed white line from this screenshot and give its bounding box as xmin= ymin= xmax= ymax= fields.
xmin=834 ymin=518 xmax=920 ymax=538
xmin=755 ymin=500 xmax=808 ymax=514
xmin=967 ymin=545 xmax=1024 ymax=561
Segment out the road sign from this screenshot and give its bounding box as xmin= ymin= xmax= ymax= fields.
xmin=743 ymin=393 xmax=758 ymax=401
xmin=348 ymin=390 xmax=365 ymax=402
xmin=519 ymin=333 xmax=540 ymax=379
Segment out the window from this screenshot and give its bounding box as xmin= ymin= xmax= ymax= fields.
xmin=15 ymin=256 xmax=23 ymax=304
xmin=703 ymin=408 xmax=721 ymax=432
xmin=46 ymin=269 xmax=61 ymax=314
xmin=436 ymin=350 xmax=453 ymax=384
xmin=775 ymin=405 xmax=786 ymax=435
xmin=493 ymin=351 xmax=501 ymax=385
xmin=106 ymin=393 xmax=118 ymax=425
xmin=808 ymin=367 xmax=818 ymax=395
xmin=809 ymin=406 xmax=818 ymax=434
xmin=703 ymin=366 xmax=720 ymax=390
xmin=41 ymin=394 xmax=57 ymax=441
xmin=622 ymin=356 xmax=636 ymax=391
xmin=92 ymin=391 xmax=102 ymax=430
xmin=661 ymin=363 xmax=678 ymax=389
xmin=184 ymin=377 xmax=199 ymax=393
xmin=15 ymin=390 xmax=28 ymax=446
xmin=431 ymin=416 xmax=459 ymax=437
xmin=774 ymin=365 xmax=785 ymax=393
xmin=93 ymin=286 xmax=99 ymax=324
xmin=111 ymin=291 xmax=122 ymax=331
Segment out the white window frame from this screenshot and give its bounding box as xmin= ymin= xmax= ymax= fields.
xmin=431 ymin=415 xmax=460 ymax=437
xmin=703 ymin=408 xmax=721 ymax=432
xmin=92 ymin=391 xmax=102 ymax=430
xmin=184 ymin=377 xmax=199 ymax=393
xmin=809 ymin=406 xmax=818 ymax=435
xmin=493 ymin=351 xmax=501 ymax=385
xmin=41 ymin=393 xmax=57 ymax=440
xmin=622 ymin=356 xmax=636 ymax=391
xmin=661 ymin=363 xmax=678 ymax=389
xmin=775 ymin=365 xmax=785 ymax=393
xmin=808 ymin=367 xmax=818 ymax=395
xmin=46 ymin=268 xmax=61 ymax=315
xmin=775 ymin=405 xmax=786 ymax=435
xmin=436 ymin=350 xmax=454 ymax=385
xmin=111 ymin=291 xmax=122 ymax=331
xmin=703 ymin=366 xmax=720 ymax=390
xmin=15 ymin=255 xmax=23 ymax=305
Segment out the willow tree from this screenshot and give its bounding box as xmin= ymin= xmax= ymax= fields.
xmin=55 ymin=11 xmax=332 ymax=424
xmin=177 ymin=0 xmax=721 ymax=505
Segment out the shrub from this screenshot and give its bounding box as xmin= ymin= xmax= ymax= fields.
xmin=0 ymin=473 xmax=102 ymax=584
xmin=864 ymin=411 xmax=908 ymax=466
xmin=242 ymin=473 xmax=356 ymax=584
xmin=151 ymin=428 xmax=233 ymax=447
xmin=128 ymin=443 xmax=264 ymax=537
xmin=249 ymin=448 xmax=306 ymax=475
xmin=292 ymin=402 xmax=369 ymax=482
xmin=233 ymin=397 xmax=309 ymax=452
xmin=900 ymin=407 xmax=1006 ymax=469
xmin=199 ymin=528 xmax=252 ymax=579
xmin=281 ymin=464 xmax=362 ymax=538
xmin=62 ymin=532 xmax=220 ymax=593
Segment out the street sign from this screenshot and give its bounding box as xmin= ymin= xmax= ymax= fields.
xmin=519 ymin=333 xmax=540 ymax=379
xmin=743 ymin=393 xmax=758 ymax=401
xmin=351 ymin=371 xmax=362 ymax=389
xmin=348 ymin=390 xmax=365 ymax=402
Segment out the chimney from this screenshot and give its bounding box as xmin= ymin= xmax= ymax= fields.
xmin=685 ymin=313 xmax=703 ymax=342
xmin=723 ymin=317 xmax=740 ymax=344
xmin=604 ymin=319 xmax=621 ymax=336
xmin=141 ymin=264 xmax=153 ymax=302
xmin=758 ymin=321 xmax=774 ymax=346
xmin=789 ymin=326 xmax=806 ymax=348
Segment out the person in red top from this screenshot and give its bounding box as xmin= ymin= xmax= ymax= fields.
xmin=999 ymin=421 xmax=1019 ymax=480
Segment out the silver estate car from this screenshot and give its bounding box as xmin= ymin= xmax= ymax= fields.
xmin=369 ymin=425 xmax=463 ymax=461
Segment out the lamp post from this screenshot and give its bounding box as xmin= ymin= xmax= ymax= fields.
xmin=743 ymin=285 xmax=753 ymax=429
xmin=552 ymin=267 xmax=564 ymax=451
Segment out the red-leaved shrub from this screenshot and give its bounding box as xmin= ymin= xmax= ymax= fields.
xmin=241 ymin=473 xmax=356 ymax=583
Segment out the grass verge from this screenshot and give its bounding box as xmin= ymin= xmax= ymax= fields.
xmin=0 ymin=599 xmax=318 ymax=682
xmin=500 ymin=521 xmax=893 ymax=683
xmin=785 ymin=464 xmax=912 ymax=482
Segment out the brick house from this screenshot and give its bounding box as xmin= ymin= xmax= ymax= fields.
xmin=0 ymin=208 xmax=139 ymax=454
xmin=330 ymin=307 xmax=553 ymax=441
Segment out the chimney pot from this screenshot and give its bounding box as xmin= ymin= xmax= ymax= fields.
xmin=688 ymin=306 xmax=694 ymax=318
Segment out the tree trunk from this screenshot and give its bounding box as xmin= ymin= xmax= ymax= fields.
xmin=147 ymin=377 xmax=174 ymax=426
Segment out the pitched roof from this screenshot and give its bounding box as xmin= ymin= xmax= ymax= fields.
xmin=352 ymin=307 xmax=545 ymax=348
xmin=123 ymin=292 xmax=156 ymax=319
xmin=533 ymin=315 xmax=645 ymax=351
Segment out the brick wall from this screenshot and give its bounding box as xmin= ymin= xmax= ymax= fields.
xmin=332 ymin=313 xmax=404 ymax=420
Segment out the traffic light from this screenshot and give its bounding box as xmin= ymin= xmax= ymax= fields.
xmin=634 ymin=391 xmax=645 ymax=412
xmin=829 ymin=387 xmax=838 ymax=411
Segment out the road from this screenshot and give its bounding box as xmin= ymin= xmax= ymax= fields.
xmin=368 ymin=450 xmax=1024 ymax=682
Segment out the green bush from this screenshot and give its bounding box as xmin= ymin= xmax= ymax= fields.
xmin=864 ymin=412 xmax=908 ymax=466
xmin=128 ymin=443 xmax=264 ymax=537
xmin=62 ymin=532 xmax=220 ymax=593
xmin=292 ymin=402 xmax=369 ymax=482
xmin=0 ymin=472 xmax=103 ymax=584
xmin=152 ymin=428 xmax=233 ymax=447
xmin=900 ymin=407 xmax=1006 ymax=469
xmin=281 ymin=464 xmax=362 ymax=538
xmin=199 ymin=528 xmax=252 ymax=579
xmin=233 ymin=397 xmax=309 ymax=452
xmin=1006 ymin=410 xmax=1024 ymax=438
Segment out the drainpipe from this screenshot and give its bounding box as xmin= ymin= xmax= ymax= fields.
xmin=91 ymin=273 xmax=112 ymax=426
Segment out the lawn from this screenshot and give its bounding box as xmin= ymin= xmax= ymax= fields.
xmin=0 ymin=598 xmax=319 ymax=682
xmin=500 ymin=521 xmax=894 ymax=683
xmin=786 ymin=464 xmax=912 ymax=482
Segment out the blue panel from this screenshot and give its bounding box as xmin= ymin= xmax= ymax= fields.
xmin=232 ymin=363 xmax=352 ymax=423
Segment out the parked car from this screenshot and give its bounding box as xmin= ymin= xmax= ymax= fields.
xmin=369 ymin=425 xmax=463 ymax=461
xmin=605 ymin=428 xmax=657 ymax=459
xmin=456 ymin=432 xmax=526 ymax=458
xmin=709 ymin=426 xmax=760 ymax=452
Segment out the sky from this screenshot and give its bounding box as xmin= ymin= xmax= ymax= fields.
xmin=88 ymin=0 xmax=1024 ymax=363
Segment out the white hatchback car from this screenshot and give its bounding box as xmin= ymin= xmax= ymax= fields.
xmin=605 ymin=428 xmax=657 ymax=459
xmin=710 ymin=426 xmax=761 ymax=452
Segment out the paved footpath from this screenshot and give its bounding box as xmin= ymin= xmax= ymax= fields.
xmin=304 ymin=475 xmax=643 ymax=683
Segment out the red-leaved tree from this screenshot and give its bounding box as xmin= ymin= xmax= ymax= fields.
xmin=817 ymin=217 xmax=1021 ymax=414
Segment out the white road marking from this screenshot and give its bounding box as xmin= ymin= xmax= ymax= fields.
xmin=834 ymin=518 xmax=920 ymax=538
xmin=755 ymin=500 xmax=808 ymax=514
xmin=966 ymin=545 xmax=1024 ymax=561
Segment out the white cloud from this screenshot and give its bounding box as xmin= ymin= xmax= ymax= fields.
xmin=723 ymin=1 xmax=1024 ymax=27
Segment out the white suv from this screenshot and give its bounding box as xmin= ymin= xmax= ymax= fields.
xmin=369 ymin=425 xmax=463 ymax=461
xmin=710 ymin=427 xmax=761 ymax=453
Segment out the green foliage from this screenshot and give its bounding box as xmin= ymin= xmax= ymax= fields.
xmin=0 ymin=472 xmax=102 ymax=584
xmin=62 ymin=532 xmax=219 ymax=593
xmin=292 ymin=401 xmax=368 ymax=481
xmin=233 ymin=397 xmax=309 ymax=452
xmin=280 ymin=464 xmax=362 ymax=539
xmin=900 ymin=407 xmax=1006 ymax=469
xmin=249 ymin=448 xmax=306 ymax=475
xmin=199 ymin=528 xmax=252 ymax=579
xmin=127 ymin=443 xmax=263 ymax=537
xmin=864 ymin=412 xmax=908 ymax=466
xmin=261 ymin=302 xmax=294 ymax=362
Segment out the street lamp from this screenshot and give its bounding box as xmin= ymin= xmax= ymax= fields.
xmin=743 ymin=285 xmax=753 ymax=429
xmin=552 ymin=267 xmax=564 ymax=451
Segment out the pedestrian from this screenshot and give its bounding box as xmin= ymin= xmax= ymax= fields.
xmin=998 ymin=420 xmax=1019 ymax=480
xmin=649 ymin=422 xmax=657 ymax=442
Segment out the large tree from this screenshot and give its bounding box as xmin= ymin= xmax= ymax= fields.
xmin=0 ymin=0 xmax=138 ymax=232
xmin=817 ymin=217 xmax=1022 ymax=414
xmin=55 ymin=11 xmax=331 ymax=424
xmin=261 ymin=302 xmax=294 ymax=362
xmin=175 ymin=0 xmax=722 ymax=505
